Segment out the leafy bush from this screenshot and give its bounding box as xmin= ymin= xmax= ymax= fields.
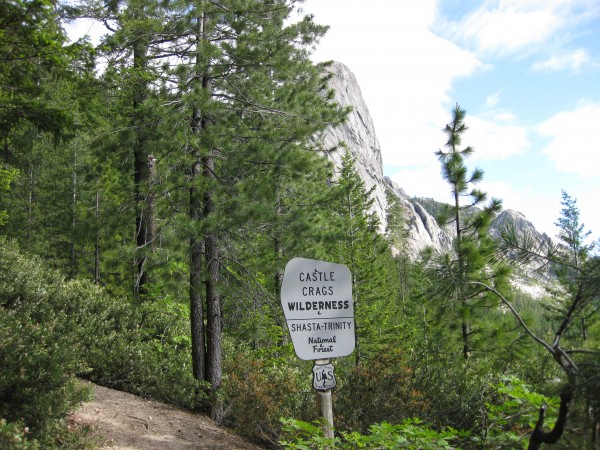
xmin=0 ymin=238 xmax=207 ymax=447
xmin=79 ymin=295 xmax=208 ymax=411
xmin=335 ymin=347 xmax=428 ymax=433
xmin=0 ymin=419 xmax=40 ymax=450
xmin=221 ymin=340 xmax=312 ymax=446
xmin=0 ymin=239 xmax=91 ymax=445
xmin=279 ymin=417 xmax=466 ymax=449
xmin=478 ymin=376 xmax=559 ymax=449
xmin=410 ymin=351 xmax=492 ymax=433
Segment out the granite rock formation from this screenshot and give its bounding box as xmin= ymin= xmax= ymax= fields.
xmin=321 ymin=62 xmax=453 ymax=256
xmin=321 ymin=62 xmax=551 ymax=272
xmin=320 ymin=62 xmax=389 ymax=230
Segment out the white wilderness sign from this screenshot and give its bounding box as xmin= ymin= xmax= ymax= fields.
xmin=280 ymin=257 xmax=355 ymax=360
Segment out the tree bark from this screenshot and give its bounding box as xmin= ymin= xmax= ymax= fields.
xmin=190 ymin=113 xmax=206 ymax=383
xmin=71 ymin=148 xmax=77 ymax=276
xmin=147 ymin=154 xmax=157 ymax=252
xmin=133 ymin=20 xmax=151 ymax=300
xmin=189 ymin=1 xmax=210 ymax=393
xmin=94 ymin=189 xmax=100 ymax=283
xmin=462 ymin=313 xmax=471 ymax=359
xmin=203 ymin=151 xmax=223 ymax=422
xmin=528 ymin=387 xmax=574 ymax=450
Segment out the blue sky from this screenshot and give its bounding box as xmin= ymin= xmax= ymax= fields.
xmin=301 ymin=0 xmax=600 ymax=240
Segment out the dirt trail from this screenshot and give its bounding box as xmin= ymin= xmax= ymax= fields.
xmin=69 ymin=383 xmax=265 ymax=450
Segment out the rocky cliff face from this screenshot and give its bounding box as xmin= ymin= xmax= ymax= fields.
xmin=321 ymin=62 xmax=551 ymax=270
xmin=321 ymin=62 xmax=453 ymax=256
xmin=320 ymin=62 xmax=389 ymax=230
xmin=385 ymin=178 xmax=454 ymax=259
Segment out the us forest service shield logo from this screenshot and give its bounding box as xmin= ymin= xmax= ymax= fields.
xmin=312 ymin=363 xmax=336 ymax=391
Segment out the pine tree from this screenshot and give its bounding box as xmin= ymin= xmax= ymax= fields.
xmin=552 ymin=190 xmax=595 ymax=341
xmin=155 ymin=0 xmax=346 ymax=420
xmin=486 ymin=191 xmax=600 ymax=449
xmin=325 ymin=152 xmax=400 ymax=364
xmin=82 ymin=0 xmax=171 ymax=299
xmin=432 ymin=104 xmax=503 ymax=360
xmin=0 ymin=72 xmax=101 ymax=275
xmin=0 ymin=0 xmax=77 ymax=139
xmin=555 ymin=190 xmax=593 ymax=276
xmin=0 ymin=165 xmax=17 ymax=225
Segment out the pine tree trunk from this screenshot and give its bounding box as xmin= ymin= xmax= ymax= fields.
xmin=147 ymin=154 xmax=157 ymax=252
xmin=94 ymin=189 xmax=100 ymax=283
xmin=133 ymin=26 xmax=150 ymax=300
xmin=273 ymin=183 xmax=288 ymax=346
xmin=462 ymin=314 xmax=471 ymax=359
xmin=203 ymin=151 xmax=223 ymax=422
xmin=189 ymin=3 xmax=210 ymax=388
xmin=190 ymin=120 xmax=206 ymax=383
xmin=71 ymin=149 xmax=77 ymax=275
xmin=454 ymin=181 xmax=471 ymax=360
xmin=27 ymin=165 xmax=34 ymax=244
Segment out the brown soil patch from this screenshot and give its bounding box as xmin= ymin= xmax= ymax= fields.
xmin=69 ymin=383 xmax=265 ymax=450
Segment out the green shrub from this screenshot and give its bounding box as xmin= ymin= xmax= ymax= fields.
xmin=0 ymin=239 xmax=91 ymax=445
xmin=478 ymin=376 xmax=559 ymax=449
xmin=279 ymin=417 xmax=466 ymax=449
xmin=0 ymin=238 xmax=206 ymax=447
xmin=82 ymin=297 xmax=208 ymax=411
xmin=221 ymin=340 xmax=311 ymax=446
xmin=0 ymin=419 xmax=40 ymax=450
xmin=335 ymin=347 xmax=428 ymax=433
xmin=409 ymin=352 xmax=492 ymax=433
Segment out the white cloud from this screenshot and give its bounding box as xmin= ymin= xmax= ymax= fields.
xmin=303 ymin=0 xmax=485 ymax=168
xmin=442 ymin=0 xmax=597 ymax=57
xmin=466 ymin=116 xmax=529 ymax=161
xmin=63 ymin=18 xmax=105 ymax=45
xmin=389 ymin=163 xmax=454 ymax=204
xmin=485 ymin=92 xmax=501 ymax=108
xmin=532 ymin=48 xmax=590 ymax=72
xmin=536 ymin=102 xmax=600 ymax=177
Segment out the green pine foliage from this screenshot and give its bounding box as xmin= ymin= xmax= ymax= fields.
xmin=427 ymin=104 xmax=507 ymax=360
xmin=0 ymin=0 xmax=80 ymax=139
xmin=323 ymin=152 xmax=401 ymax=363
xmin=0 ymin=2 xmax=599 ymax=449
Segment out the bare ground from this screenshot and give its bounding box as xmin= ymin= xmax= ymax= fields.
xmin=69 ymin=382 xmax=265 ymax=450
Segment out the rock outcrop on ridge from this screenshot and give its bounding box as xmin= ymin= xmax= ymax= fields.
xmin=320 ymin=61 xmax=389 ymax=230
xmin=321 ymin=61 xmax=453 ymax=257
xmin=321 ymin=62 xmax=551 ymax=266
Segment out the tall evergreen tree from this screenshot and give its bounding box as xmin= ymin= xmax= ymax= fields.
xmin=432 ymin=104 xmax=504 ymax=359
xmin=555 ymin=190 xmax=593 ymax=276
xmin=324 ymin=152 xmax=400 ymax=364
xmin=82 ymin=0 xmax=171 ymax=298
xmin=0 ymin=0 xmax=77 ymax=140
xmin=66 ymin=1 xmax=346 ymax=421
xmin=481 ymin=192 xmax=600 ymax=449
xmin=155 ymin=0 xmax=346 ymax=420
xmin=551 ymin=190 xmax=595 ymax=342
xmin=0 ymin=165 xmax=17 ymax=225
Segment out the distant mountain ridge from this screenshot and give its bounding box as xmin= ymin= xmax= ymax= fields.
xmin=321 ymin=62 xmax=552 ymax=276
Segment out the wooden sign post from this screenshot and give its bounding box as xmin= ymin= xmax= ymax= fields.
xmin=281 ymin=257 xmax=354 ymax=440
xmin=313 ymin=358 xmax=335 ymax=439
